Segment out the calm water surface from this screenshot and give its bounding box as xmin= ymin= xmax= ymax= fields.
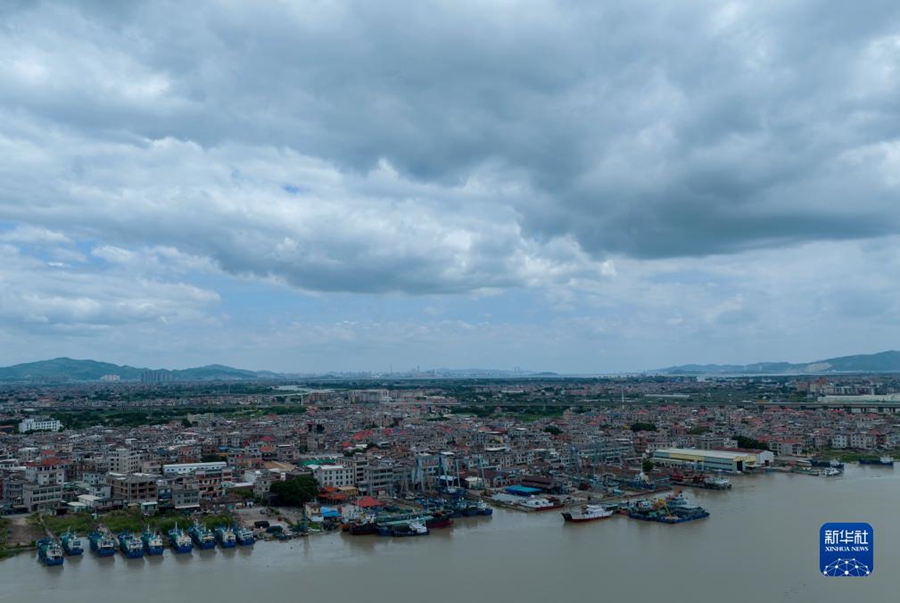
xmin=3 ymin=465 xmax=898 ymax=603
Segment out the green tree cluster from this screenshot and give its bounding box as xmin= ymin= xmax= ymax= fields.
xmin=270 ymin=475 xmax=320 ymax=507
xmin=735 ymin=435 xmax=770 ymax=450
xmin=630 ymin=422 xmax=657 ymax=432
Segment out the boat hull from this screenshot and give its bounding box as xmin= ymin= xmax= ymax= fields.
xmin=520 ymin=503 xmax=564 ymax=512
xmin=171 ymin=544 xmax=193 ymax=554
xmin=93 ymin=548 xmax=116 ymax=557
xmin=425 ymin=516 xmax=454 ymax=529
xmin=350 ymin=523 xmax=379 ymax=536
xmin=561 ymin=512 xmax=613 ymax=523
xmin=40 ymin=556 xmax=65 ymax=567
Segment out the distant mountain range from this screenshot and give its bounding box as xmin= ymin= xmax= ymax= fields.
xmin=0 ymin=358 xmax=279 ymax=383
xmin=657 ymin=350 xmax=900 ymax=375
xmin=0 ymin=358 xmax=554 ymax=383
xmin=4 ymin=350 xmax=899 ymax=382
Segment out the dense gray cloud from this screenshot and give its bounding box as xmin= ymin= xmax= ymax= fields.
xmin=3 ymin=1 xmax=900 ymax=272
xmin=2 ymin=1 xmax=900 ymax=368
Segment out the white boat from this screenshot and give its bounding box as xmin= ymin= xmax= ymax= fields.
xmin=517 ymin=497 xmax=563 ymax=511
xmin=407 ymin=520 xmax=429 ymax=535
xmin=703 ymin=475 xmax=732 ymax=489
xmin=561 ymin=504 xmax=614 ymax=523
xmin=822 ymin=467 xmax=841 ymax=477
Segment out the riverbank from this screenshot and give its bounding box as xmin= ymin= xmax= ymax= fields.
xmin=1 ymin=467 xmax=898 ymax=603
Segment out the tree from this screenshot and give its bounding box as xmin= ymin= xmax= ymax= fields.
xmin=642 ymin=459 xmax=655 ymax=473
xmin=688 ymin=426 xmax=709 ymax=435
xmin=181 ymin=417 xmax=192 ymax=428
xmin=735 ymin=435 xmax=770 ymax=451
xmin=543 ymin=426 xmax=562 ymax=436
xmin=270 ymin=475 xmax=319 ymax=507
xmin=630 ymin=422 xmax=657 ymax=432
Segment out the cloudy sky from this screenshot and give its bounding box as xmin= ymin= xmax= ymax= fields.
xmin=2 ymin=0 xmax=900 ymax=373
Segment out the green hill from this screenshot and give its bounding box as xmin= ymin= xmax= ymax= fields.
xmin=658 ymin=350 xmax=900 ymax=375
xmin=0 ymin=358 xmax=277 ymax=383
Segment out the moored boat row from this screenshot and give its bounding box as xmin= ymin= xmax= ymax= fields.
xmin=42 ymin=523 xmax=254 ymax=564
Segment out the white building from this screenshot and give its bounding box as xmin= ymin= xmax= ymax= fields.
xmin=311 ymin=464 xmax=355 ymax=488
xmin=18 ymin=418 xmax=62 ymax=433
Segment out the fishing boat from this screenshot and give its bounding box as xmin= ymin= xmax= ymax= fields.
xmin=215 ymin=526 xmax=237 ymax=548
xmin=425 ymin=511 xmax=454 ymax=529
xmin=189 ymin=522 xmax=216 ymax=550
xmin=627 ymin=494 xmax=709 ymax=524
xmin=562 ymin=504 xmax=614 ymax=523
xmin=859 ymin=456 xmax=894 ymax=466
xmin=118 ymin=532 xmax=145 ymax=559
xmin=60 ymin=531 xmax=84 ymax=556
xmin=670 ymin=472 xmax=731 ymax=490
xmin=703 ymin=475 xmax=732 ymax=489
xmin=349 ymin=520 xmax=380 ymax=536
xmin=810 ymin=458 xmax=845 ymax=469
xmin=168 ymin=524 xmax=193 ymax=554
xmin=37 ymin=538 xmax=65 ymax=566
xmin=88 ymin=531 xmax=116 ymax=557
xmin=141 ymin=527 xmax=164 ymax=555
xmin=460 ymin=500 xmax=493 ymax=517
xmin=517 ymin=496 xmax=564 ymax=511
xmin=822 ymin=467 xmax=842 ymax=477
xmin=235 ymin=526 xmax=255 ymax=546
xmin=663 ymin=493 xmax=710 ymax=521
xmin=386 ymin=519 xmax=429 ymax=537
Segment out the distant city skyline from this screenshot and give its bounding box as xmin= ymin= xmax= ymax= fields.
xmin=3 ymin=2 xmax=900 ymax=373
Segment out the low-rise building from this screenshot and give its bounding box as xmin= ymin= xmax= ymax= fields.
xmin=19 ymin=417 xmax=62 ymax=433
xmin=652 ymin=447 xmax=771 ymax=472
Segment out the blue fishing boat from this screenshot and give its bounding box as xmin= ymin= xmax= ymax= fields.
xmin=215 ymin=526 xmax=237 ymax=548
xmin=60 ymin=531 xmax=84 ymax=556
xmin=141 ymin=527 xmax=164 ymax=555
xmin=235 ymin=526 xmax=255 ymax=546
xmin=117 ymin=532 xmax=145 ymax=559
xmin=859 ymin=455 xmax=894 ymax=466
xmin=37 ymin=538 xmax=65 ymax=566
xmin=88 ymin=531 xmax=116 ymax=557
xmin=189 ymin=522 xmax=216 ymax=550
xmin=168 ymin=524 xmax=193 ymax=554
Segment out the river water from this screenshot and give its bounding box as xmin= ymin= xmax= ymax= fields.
xmin=3 ymin=465 xmax=898 ymax=603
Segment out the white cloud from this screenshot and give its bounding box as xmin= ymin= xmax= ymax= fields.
xmin=0 ymin=245 xmax=220 ymax=331
xmin=1 ymin=1 xmax=900 ymax=369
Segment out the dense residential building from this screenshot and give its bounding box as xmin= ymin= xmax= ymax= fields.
xmin=108 ymin=448 xmax=143 ymax=474
xmin=108 ymin=472 xmax=159 ymax=504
